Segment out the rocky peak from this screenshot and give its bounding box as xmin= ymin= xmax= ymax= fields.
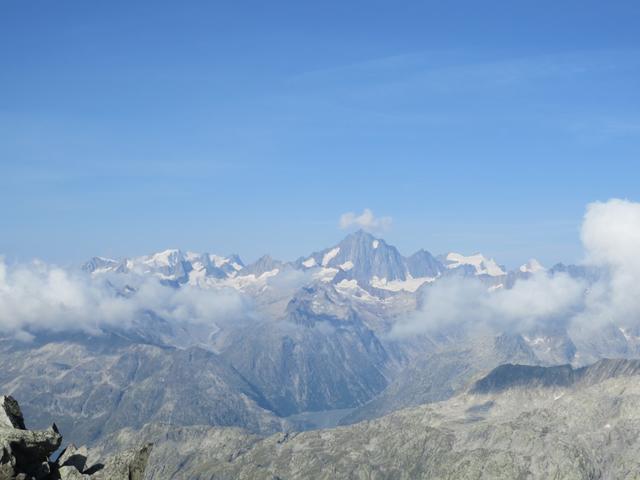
xmin=240 ymin=255 xmax=284 ymax=277
xmin=405 ymin=249 xmax=444 ymax=278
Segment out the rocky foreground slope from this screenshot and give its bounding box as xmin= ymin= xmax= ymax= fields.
xmin=94 ymin=358 xmax=640 ymax=479
xmin=0 ymin=395 xmax=151 ymax=480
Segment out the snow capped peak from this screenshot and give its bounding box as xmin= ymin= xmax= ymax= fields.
xmin=144 ymin=249 xmax=184 ymax=267
xmin=81 ymin=235 xmax=552 ymax=304
xmin=519 ymin=259 xmax=545 ymax=274
xmin=85 ymin=249 xmax=245 ymax=285
xmin=445 ymin=252 xmax=506 ymax=277
xmin=82 ymin=256 xmax=123 ymax=274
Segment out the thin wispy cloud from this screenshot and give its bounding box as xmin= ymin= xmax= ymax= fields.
xmin=292 ymin=49 xmax=639 ymax=94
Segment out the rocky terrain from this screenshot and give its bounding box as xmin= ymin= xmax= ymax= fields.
xmin=0 ymin=395 xmax=151 ymax=479
xmin=93 ymin=358 xmax=640 ymax=479
xmin=0 ymin=338 xmax=285 ymax=447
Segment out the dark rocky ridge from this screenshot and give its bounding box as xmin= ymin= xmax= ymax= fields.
xmin=471 ymin=357 xmax=640 ymax=394
xmin=0 ymin=395 xmax=151 ymax=480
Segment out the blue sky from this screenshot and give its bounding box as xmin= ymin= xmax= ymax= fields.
xmin=1 ymin=0 xmax=639 ymax=267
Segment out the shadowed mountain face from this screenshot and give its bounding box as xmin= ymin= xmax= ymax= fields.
xmin=405 ymin=249 xmax=445 ymax=278
xmin=222 ymin=285 xmax=395 ymax=416
xmin=342 ymin=332 xmax=539 ymax=424
xmin=472 ymin=358 xmax=640 ymax=394
xmin=471 ymin=363 xmax=577 ymax=393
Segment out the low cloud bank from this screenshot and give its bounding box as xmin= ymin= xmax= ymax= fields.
xmin=0 ymin=260 xmax=250 ymax=340
xmin=392 ymin=272 xmax=585 ymax=337
xmin=392 ymin=198 xmax=640 ymax=337
xmin=2 ymin=198 xmax=639 ymax=341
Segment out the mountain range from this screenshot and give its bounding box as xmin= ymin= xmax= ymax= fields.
xmin=82 ymin=230 xmax=516 ymax=293
xmin=2 ymin=230 xmax=637 ymax=478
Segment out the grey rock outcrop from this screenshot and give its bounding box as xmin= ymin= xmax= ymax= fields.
xmin=0 ymin=396 xmax=151 ymax=480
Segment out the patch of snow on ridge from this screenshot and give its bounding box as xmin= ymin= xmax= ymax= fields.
xmin=339 ymin=261 xmax=354 ymax=271
xmin=210 ymin=254 xmax=231 ymax=268
xmin=185 ymin=251 xmax=201 ymax=261
xmin=446 ymin=252 xmax=505 ymax=277
xmin=370 ymin=274 xmax=434 ymax=292
xmin=336 ymin=279 xmax=359 ymax=290
xmin=372 ymin=240 xmax=379 ymax=249
xmin=143 ymin=249 xmax=182 ymax=267
xmin=313 ymin=267 xmax=338 ymax=283
xmin=302 ymin=257 xmax=317 ymax=268
xmin=224 ymin=268 xmax=281 ymax=290
xmin=322 ymin=247 xmax=340 ymax=266
xmin=335 ymin=279 xmax=376 ymax=302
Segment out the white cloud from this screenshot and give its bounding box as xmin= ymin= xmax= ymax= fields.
xmin=339 ymin=208 xmax=392 ymax=232
xmin=392 ymin=198 xmax=640 ymax=338
xmin=0 ymin=259 xmax=250 ymax=340
xmin=391 ymin=272 xmax=585 ymax=337
xmin=574 ymin=198 xmax=640 ymax=331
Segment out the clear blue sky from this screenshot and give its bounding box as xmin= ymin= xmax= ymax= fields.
xmin=1 ymin=0 xmax=639 ymax=267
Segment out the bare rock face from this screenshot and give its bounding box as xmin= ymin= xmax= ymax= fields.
xmin=0 ymin=396 xmax=151 ymax=480
xmin=89 ymin=443 xmax=152 ymax=480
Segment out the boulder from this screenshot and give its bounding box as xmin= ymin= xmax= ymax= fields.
xmin=0 ymin=396 xmax=151 ymax=480
xmin=90 ymin=443 xmax=153 ymax=480
xmin=0 ymin=397 xmax=25 ymax=430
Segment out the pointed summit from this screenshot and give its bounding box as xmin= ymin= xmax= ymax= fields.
xmin=82 ymin=256 xmax=126 ymax=274
xmin=240 ymin=254 xmax=284 ymax=277
xmin=297 ymin=231 xmax=407 ymax=288
xmin=406 ymin=249 xmax=444 ymax=278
